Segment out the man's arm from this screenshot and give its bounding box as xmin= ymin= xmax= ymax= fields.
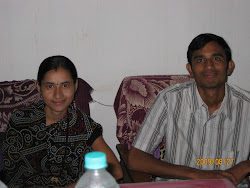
xmin=226 ymin=160 xmax=250 ymax=185
xmin=128 ymin=146 xmax=237 ymax=185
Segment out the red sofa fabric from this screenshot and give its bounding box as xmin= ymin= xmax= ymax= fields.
xmin=114 ymin=75 xmax=194 ymax=159
xmin=0 ymin=80 xmax=42 ymax=132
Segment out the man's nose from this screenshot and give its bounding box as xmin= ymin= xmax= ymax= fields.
xmin=205 ymin=59 xmax=214 ymax=69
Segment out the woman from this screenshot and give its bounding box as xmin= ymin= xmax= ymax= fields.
xmin=3 ymin=56 xmax=122 ymax=187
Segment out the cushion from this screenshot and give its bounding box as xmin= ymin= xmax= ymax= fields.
xmin=0 ymin=80 xmax=41 ymax=132
xmin=114 ymin=75 xmax=194 ymax=159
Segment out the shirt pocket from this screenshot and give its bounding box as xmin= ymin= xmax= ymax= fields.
xmin=195 ymin=145 xmax=238 ymax=170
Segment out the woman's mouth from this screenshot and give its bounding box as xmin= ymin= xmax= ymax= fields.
xmin=53 ymin=100 xmax=65 ymax=105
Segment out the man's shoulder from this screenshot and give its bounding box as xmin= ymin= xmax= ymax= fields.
xmin=159 ymin=80 xmax=195 ymax=96
xmin=227 ymin=83 xmax=250 ymax=102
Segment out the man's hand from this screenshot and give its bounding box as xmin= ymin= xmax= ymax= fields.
xmin=192 ymin=170 xmax=237 ymax=186
xmin=128 ymin=146 xmax=240 ymax=186
xmin=226 ymin=160 xmax=250 ymax=185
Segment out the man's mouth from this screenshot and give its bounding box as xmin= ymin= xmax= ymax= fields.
xmin=203 ymin=72 xmax=217 ymax=77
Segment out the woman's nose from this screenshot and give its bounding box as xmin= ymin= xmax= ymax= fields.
xmin=54 ymin=87 xmax=62 ymax=98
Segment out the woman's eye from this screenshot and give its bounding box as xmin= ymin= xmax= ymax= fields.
xmin=47 ymin=85 xmax=54 ymax=89
xmin=63 ymin=84 xmax=69 ymax=88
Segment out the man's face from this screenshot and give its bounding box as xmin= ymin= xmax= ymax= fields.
xmin=186 ymin=41 xmax=234 ymax=90
xmin=37 ymin=67 xmax=78 ymax=116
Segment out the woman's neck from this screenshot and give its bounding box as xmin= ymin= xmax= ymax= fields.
xmin=45 ymin=107 xmax=68 ymax=126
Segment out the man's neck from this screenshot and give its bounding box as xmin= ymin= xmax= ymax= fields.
xmin=197 ymin=85 xmax=226 ymax=116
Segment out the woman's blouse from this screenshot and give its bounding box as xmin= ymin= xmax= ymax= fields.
xmin=2 ymin=101 xmax=102 ymax=187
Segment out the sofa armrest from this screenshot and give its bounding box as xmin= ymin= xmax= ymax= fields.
xmin=116 ymin=144 xmax=152 ymax=183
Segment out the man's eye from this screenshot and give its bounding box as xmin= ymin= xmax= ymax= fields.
xmin=214 ymin=57 xmax=221 ymax=61
xmin=196 ymin=59 xmax=203 ymax=63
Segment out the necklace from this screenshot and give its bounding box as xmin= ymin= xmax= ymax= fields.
xmin=50 ymin=112 xmax=69 ymax=184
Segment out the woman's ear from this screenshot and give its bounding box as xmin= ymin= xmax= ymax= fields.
xmin=186 ymin=63 xmax=194 ymax=76
xmin=74 ymin=79 xmax=79 ymax=93
xmin=36 ymin=82 xmax=43 ymax=99
xmin=36 ymin=82 xmax=41 ymax=93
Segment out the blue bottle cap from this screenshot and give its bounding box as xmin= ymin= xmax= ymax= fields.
xmin=85 ymin=151 xmax=108 ymax=170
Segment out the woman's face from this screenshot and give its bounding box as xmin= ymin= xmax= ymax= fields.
xmin=37 ymin=67 xmax=78 ymax=117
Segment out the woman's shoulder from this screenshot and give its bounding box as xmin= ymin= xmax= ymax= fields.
xmin=10 ymin=102 xmax=45 ymax=125
xmin=12 ymin=101 xmax=42 ymax=114
xmin=74 ymin=108 xmax=102 ymax=128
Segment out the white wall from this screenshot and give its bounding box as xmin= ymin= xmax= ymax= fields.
xmin=1 ymin=0 xmax=250 ymax=157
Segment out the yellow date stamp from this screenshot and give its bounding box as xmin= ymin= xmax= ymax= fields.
xmin=197 ymin=158 xmax=234 ymax=166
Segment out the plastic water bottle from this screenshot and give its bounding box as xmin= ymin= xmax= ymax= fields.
xmin=75 ymin=151 xmax=119 ymax=188
xmin=0 ymin=180 xmax=8 ymax=188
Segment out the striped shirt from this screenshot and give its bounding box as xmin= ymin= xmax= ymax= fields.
xmin=133 ymin=81 xmax=250 ymax=186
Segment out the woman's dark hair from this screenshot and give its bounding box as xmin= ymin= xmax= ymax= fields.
xmin=187 ymin=33 xmax=232 ymax=66
xmin=37 ymin=55 xmax=78 ymax=86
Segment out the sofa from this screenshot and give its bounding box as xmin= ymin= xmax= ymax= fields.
xmin=0 ymin=78 xmax=93 ymax=170
xmin=113 ymin=75 xmax=194 ymax=183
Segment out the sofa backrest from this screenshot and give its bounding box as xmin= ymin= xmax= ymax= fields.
xmin=0 ymin=77 xmax=93 ymax=169
xmin=0 ymin=78 xmax=92 ymax=132
xmin=114 ymin=75 xmax=194 ymax=159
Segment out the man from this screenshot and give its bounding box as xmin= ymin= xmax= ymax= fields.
xmin=128 ymin=33 xmax=250 ymax=187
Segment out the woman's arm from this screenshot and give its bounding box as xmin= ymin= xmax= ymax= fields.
xmin=91 ymin=136 xmax=123 ymax=180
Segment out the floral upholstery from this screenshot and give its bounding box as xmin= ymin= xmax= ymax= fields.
xmin=114 ymin=75 xmax=194 ymax=159
xmin=0 ymin=78 xmax=93 ymax=170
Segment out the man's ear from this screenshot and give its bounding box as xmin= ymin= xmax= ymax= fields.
xmin=227 ymin=61 xmax=235 ymax=76
xmin=186 ymin=63 xmax=194 ymax=76
xmin=74 ymin=79 xmax=79 ymax=93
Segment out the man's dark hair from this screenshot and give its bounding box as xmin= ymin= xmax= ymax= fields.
xmin=37 ymin=55 xmax=78 ymax=86
xmin=187 ymin=33 xmax=232 ymax=66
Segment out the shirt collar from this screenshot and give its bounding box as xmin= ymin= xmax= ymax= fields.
xmin=191 ymin=82 xmax=233 ymax=120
